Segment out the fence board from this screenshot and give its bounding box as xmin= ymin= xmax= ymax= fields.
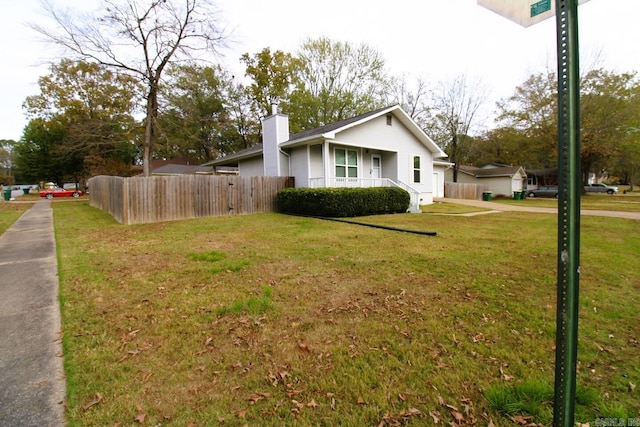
xmin=445 ymin=182 xmax=489 ymax=200
xmin=88 ymin=175 xmax=294 ymax=225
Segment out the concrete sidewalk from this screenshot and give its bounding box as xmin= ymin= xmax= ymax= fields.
xmin=0 ymin=199 xmax=66 ymax=426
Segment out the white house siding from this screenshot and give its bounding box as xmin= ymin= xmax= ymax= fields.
xmin=385 ymin=152 xmax=398 ymax=181
xmin=308 ymin=144 xmax=324 ymax=185
xmin=433 ymin=170 xmax=443 ymax=198
xmin=455 ymin=174 xmax=512 ymax=197
xmin=289 ymin=146 xmax=309 ymax=187
xmin=484 ymin=177 xmax=512 ymax=197
xmin=239 ymin=157 xmax=264 ymax=176
xmin=332 ymin=115 xmax=436 ymax=203
xmin=511 ymin=175 xmax=523 ymax=193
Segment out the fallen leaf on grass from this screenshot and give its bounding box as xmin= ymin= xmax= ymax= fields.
xmin=307 ymin=399 xmax=318 ymax=408
xmin=248 ymin=392 xmax=271 ymax=405
xmin=134 ymin=413 xmax=145 ymax=424
xmin=451 ymin=410 xmax=465 ymax=423
xmin=511 ymin=415 xmax=534 ymax=425
xmin=357 ymin=395 xmax=367 ymax=405
xmin=82 ymin=392 xmax=103 ymax=411
xmin=429 ymin=410 xmax=441 ymax=423
xmin=235 ymin=408 xmax=248 ymax=418
xmin=298 ymin=342 xmax=311 ymax=353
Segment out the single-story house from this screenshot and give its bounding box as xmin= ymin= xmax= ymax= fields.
xmin=447 ymin=163 xmax=527 ymax=197
xmin=209 ymin=105 xmax=449 ymax=212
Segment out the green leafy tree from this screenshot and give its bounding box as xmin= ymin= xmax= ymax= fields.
xmin=497 ymin=69 xmax=640 ymax=183
xmin=580 ymin=69 xmax=639 ymax=183
xmin=468 ymin=127 xmax=544 ymax=168
xmin=158 ymin=64 xmax=252 ymax=161
xmin=33 ymin=0 xmax=228 ymax=176
xmin=23 ymin=59 xmax=141 ymax=179
xmin=0 ymin=139 xmax=16 ymax=176
xmin=14 ymin=119 xmax=72 ymax=184
xmin=289 ymin=37 xmax=390 ymax=132
xmin=241 ymin=48 xmax=300 ymax=118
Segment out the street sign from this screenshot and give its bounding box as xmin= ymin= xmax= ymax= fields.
xmin=477 ymin=0 xmax=590 ymax=27
xmin=531 ymin=0 xmax=551 ymax=17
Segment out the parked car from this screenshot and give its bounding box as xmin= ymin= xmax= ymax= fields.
xmin=39 ymin=187 xmax=83 ymax=199
xmin=527 ymin=185 xmax=559 ymax=198
xmin=584 ymin=183 xmax=618 ymax=194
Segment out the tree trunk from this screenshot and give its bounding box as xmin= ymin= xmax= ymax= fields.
xmin=142 ymin=82 xmax=159 ymax=177
xmin=451 ymin=134 xmax=459 ymax=183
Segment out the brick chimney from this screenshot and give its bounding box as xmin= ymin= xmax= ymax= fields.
xmin=262 ymin=103 xmax=289 ymax=176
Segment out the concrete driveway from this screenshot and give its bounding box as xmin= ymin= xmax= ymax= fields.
xmin=434 ymin=197 xmax=640 ymax=220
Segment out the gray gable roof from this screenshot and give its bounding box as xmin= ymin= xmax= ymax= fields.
xmin=204 ymin=143 xmax=264 ymax=166
xmin=458 ymin=165 xmax=526 ymax=178
xmin=209 ymin=105 xmax=446 ymax=166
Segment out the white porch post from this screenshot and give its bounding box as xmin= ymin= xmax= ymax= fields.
xmin=323 ymin=141 xmax=331 ymax=187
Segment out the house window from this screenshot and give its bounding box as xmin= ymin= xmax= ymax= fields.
xmin=412 ymin=155 xmax=421 ymax=183
xmin=336 ymin=148 xmax=358 ymax=178
xmin=386 ymin=114 xmax=393 ymax=126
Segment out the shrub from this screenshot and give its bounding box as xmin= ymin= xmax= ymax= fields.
xmin=276 ymin=187 xmax=410 ymax=217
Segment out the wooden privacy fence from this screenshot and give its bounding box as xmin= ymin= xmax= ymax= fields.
xmin=88 ymin=175 xmax=294 ymax=225
xmin=445 ymin=182 xmax=489 ymax=200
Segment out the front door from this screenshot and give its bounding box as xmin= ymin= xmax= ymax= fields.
xmin=371 ymin=155 xmax=381 ymax=179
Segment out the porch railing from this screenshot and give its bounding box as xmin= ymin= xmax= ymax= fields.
xmin=309 ymin=177 xmax=391 ymax=188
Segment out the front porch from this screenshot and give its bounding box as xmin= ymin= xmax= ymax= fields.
xmin=308 ymin=177 xmax=422 ymax=213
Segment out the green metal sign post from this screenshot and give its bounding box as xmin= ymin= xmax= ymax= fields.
xmin=553 ymin=1 xmax=581 ymax=425
xmin=477 ymin=1 xmax=584 ymax=425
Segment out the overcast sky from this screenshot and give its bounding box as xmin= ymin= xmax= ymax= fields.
xmin=1 ymin=0 xmax=638 ymax=141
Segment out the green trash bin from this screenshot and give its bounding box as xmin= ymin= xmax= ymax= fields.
xmin=513 ymin=191 xmax=522 ymax=200
xmin=482 ymin=191 xmax=493 ymax=201
xmin=22 ymin=187 xmax=30 ymax=195
xmin=3 ymin=189 xmax=11 ymax=201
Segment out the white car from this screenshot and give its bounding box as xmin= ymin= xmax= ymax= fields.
xmin=584 ymin=183 xmax=618 ymax=194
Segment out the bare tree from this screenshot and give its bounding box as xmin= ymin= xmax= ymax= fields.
xmin=32 ymin=0 xmax=228 ymax=176
xmin=386 ymin=74 xmax=432 ymax=129
xmin=426 ymin=75 xmax=489 ymax=182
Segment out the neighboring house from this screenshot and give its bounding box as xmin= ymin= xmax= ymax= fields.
xmin=448 ymin=163 xmax=527 ymax=197
xmin=526 ymin=167 xmax=558 ymax=189
xmin=149 ymin=157 xmax=215 ymax=175
xmin=151 ymin=163 xmax=215 ymax=175
xmin=209 ymin=105 xmax=449 ymax=212
xmin=434 ymin=160 xmax=455 ymax=198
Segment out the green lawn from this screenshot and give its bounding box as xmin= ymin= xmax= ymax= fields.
xmin=0 ymin=201 xmax=33 ymax=234
xmin=47 ymin=202 xmax=640 ymax=426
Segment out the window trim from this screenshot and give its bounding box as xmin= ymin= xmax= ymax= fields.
xmin=412 ymin=155 xmax=421 ymax=184
xmin=335 ymin=148 xmax=358 ymax=178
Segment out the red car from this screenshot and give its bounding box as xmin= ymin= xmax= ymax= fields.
xmin=39 ymin=187 xmax=83 ymax=199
